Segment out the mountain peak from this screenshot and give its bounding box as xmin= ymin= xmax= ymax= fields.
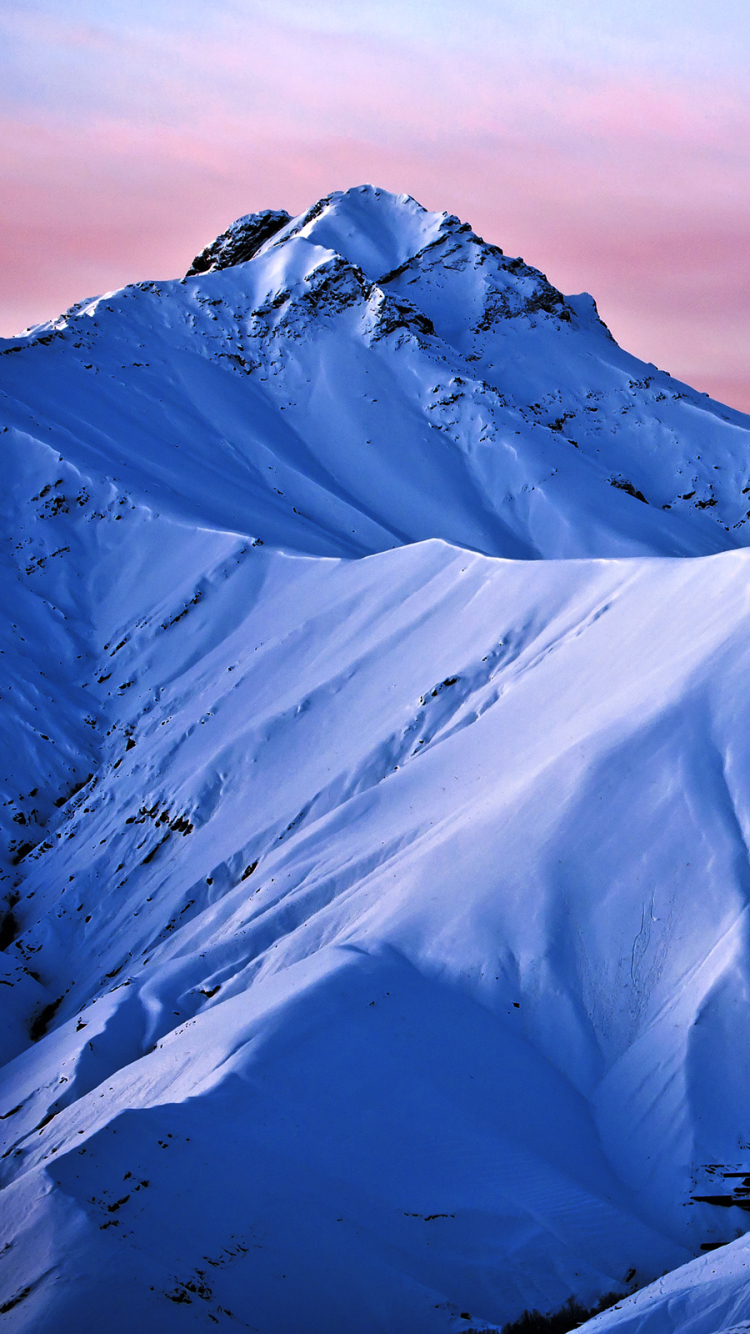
xmin=268 ymin=184 xmax=458 ymax=281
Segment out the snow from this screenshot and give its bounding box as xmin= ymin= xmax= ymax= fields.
xmin=1 ymin=185 xmax=750 ymax=1332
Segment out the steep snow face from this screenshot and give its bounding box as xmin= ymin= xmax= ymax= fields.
xmin=1 ymin=186 xmax=750 ymax=1334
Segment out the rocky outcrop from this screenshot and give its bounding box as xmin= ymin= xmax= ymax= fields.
xmin=186 ymin=208 xmax=290 ymax=275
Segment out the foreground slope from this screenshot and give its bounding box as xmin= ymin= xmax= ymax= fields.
xmin=1 ymin=188 xmax=750 ymax=1333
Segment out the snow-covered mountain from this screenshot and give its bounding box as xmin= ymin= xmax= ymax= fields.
xmin=2 ymin=185 xmax=750 ymax=1334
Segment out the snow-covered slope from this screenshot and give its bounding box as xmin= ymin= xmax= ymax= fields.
xmin=582 ymin=1234 xmax=750 ymax=1334
xmin=2 ymin=187 xmax=750 ymax=1334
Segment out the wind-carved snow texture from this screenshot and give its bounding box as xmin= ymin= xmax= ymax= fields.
xmin=1 ymin=187 xmax=750 ymax=1334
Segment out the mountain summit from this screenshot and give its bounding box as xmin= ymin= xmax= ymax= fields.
xmin=1 ymin=186 xmax=750 ymax=1334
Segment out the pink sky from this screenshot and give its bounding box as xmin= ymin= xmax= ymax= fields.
xmin=2 ymin=3 xmax=748 ymax=410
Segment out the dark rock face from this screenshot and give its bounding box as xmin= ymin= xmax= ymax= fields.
xmin=185 ymin=209 xmax=291 ymax=276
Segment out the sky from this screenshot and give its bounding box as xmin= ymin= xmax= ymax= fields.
xmin=2 ymin=0 xmax=749 ymax=410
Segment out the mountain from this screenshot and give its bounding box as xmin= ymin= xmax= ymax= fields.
xmin=1 ymin=185 xmax=750 ymax=1334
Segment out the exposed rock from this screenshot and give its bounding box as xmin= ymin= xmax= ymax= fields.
xmin=185 ymin=208 xmax=290 ymax=275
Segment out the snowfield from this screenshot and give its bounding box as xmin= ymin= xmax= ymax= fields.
xmin=1 ymin=186 xmax=750 ymax=1333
